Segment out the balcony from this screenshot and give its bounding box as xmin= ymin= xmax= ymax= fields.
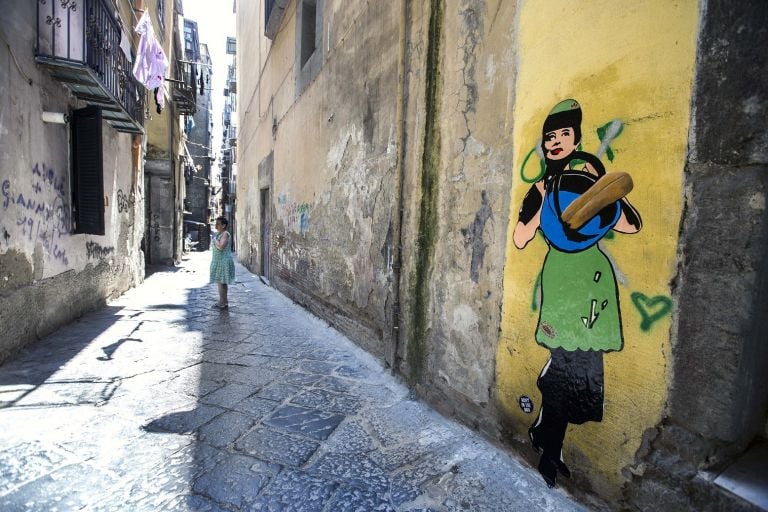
xmin=36 ymin=0 xmax=144 ymax=134
xmin=227 ymin=64 xmax=237 ymax=93
xmin=171 ymin=59 xmax=197 ymax=115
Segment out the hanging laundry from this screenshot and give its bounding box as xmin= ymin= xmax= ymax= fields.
xmin=154 ymin=87 xmax=163 ymax=114
xmin=156 ymin=82 xmax=166 ymax=111
xmin=133 ymin=12 xmax=168 ymax=92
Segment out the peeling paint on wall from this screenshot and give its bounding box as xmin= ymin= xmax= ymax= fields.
xmin=461 ymin=190 xmax=491 ymax=283
xmin=0 ymin=249 xmax=33 ymax=291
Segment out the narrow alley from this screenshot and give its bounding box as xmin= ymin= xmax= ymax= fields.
xmin=0 ymin=253 xmax=586 ymax=512
xmin=2 ymin=0 xmax=767 ymax=509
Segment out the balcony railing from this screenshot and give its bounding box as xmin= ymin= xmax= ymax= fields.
xmin=227 ymin=65 xmax=237 ymax=93
xmin=36 ymin=0 xmax=144 ymax=133
xmin=171 ymin=59 xmax=197 ymax=115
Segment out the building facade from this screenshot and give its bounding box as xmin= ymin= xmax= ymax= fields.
xmin=236 ymin=0 xmax=767 ymax=510
xmin=143 ymin=0 xmax=196 ymax=265
xmin=0 ymin=0 xmax=147 ymax=361
xmin=0 ymin=0 xmax=195 ymax=360
xmin=183 ymin=23 xmax=213 ymax=251
xmin=220 ymin=38 xmax=238 ymax=243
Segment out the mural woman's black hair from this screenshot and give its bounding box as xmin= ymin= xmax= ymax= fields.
xmin=542 ymin=108 xmax=583 ymax=145
xmin=216 ymin=216 xmax=229 ymax=228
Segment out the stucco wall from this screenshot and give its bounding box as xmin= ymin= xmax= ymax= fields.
xmin=624 ymin=1 xmax=768 ymax=509
xmin=0 ymin=0 xmax=144 ymax=362
xmin=237 ymin=0 xmax=402 ymax=358
xmin=395 ymin=0 xmax=518 ymax=432
xmin=237 ymin=0 xmax=766 ymax=509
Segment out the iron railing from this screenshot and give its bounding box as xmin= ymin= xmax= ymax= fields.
xmin=171 ymin=58 xmax=197 ymax=114
xmin=37 ymin=0 xmax=144 ymax=128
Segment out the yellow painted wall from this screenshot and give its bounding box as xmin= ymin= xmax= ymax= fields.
xmin=496 ymin=0 xmax=700 ymax=495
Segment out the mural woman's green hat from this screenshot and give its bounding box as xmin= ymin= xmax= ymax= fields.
xmin=549 ymin=99 xmax=581 ymax=115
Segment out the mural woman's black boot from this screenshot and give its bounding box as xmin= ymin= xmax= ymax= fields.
xmin=531 ymin=408 xmax=570 ymax=486
xmin=528 ymin=425 xmax=543 ymax=454
xmin=537 ymin=456 xmax=558 ymax=488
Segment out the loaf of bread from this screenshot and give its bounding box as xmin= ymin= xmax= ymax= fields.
xmin=561 ymin=172 xmax=633 ymax=230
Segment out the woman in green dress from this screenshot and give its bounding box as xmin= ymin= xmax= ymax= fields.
xmin=210 ymin=216 xmax=235 ymax=309
xmin=513 ymin=99 xmax=642 ymax=488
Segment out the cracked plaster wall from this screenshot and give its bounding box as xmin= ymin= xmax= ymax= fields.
xmin=236 ymin=0 xmax=401 ymax=358
xmin=0 ymin=0 xmax=144 ymax=363
xmin=398 ymin=0 xmax=516 ymax=429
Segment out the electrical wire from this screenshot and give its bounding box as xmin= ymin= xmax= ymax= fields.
xmin=0 ymin=29 xmax=32 ymax=86
xmin=184 ymin=137 xmax=216 ymax=152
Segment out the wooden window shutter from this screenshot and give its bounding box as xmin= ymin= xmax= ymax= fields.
xmin=71 ymin=106 xmax=105 ymax=235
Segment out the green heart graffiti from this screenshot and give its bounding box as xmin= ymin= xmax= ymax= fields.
xmin=630 ymin=292 xmax=673 ymax=332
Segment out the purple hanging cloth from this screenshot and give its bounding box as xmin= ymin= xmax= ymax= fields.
xmin=132 ymin=12 xmax=168 ymax=92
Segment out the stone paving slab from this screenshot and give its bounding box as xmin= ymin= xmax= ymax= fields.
xmin=0 ymin=252 xmax=588 ymax=511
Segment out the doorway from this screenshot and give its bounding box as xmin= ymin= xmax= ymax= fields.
xmin=260 ymin=187 xmax=271 ymax=280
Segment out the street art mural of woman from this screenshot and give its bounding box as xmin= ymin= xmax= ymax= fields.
xmin=512 ymin=99 xmax=642 ymax=488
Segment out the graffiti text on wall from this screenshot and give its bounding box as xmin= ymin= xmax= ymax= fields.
xmin=2 ymin=163 xmax=71 ymax=265
xmin=117 ymin=189 xmax=135 ymax=214
xmin=151 ymin=214 xmax=161 ymax=242
xmin=278 ymin=194 xmax=311 ymax=234
xmin=86 ymin=241 xmax=114 ymax=260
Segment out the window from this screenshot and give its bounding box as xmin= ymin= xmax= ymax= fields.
xmin=295 ymin=0 xmax=323 ymax=95
xmin=226 ymin=37 xmax=236 ymax=55
xmin=71 ymin=106 xmax=105 ymax=235
xmin=300 ymin=0 xmax=317 ymax=68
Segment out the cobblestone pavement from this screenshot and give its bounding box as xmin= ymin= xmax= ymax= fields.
xmin=0 ymin=253 xmax=587 ymax=511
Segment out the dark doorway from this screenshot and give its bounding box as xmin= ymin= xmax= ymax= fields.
xmin=260 ymin=188 xmax=271 ymax=279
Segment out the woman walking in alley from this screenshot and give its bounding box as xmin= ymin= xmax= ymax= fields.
xmin=210 ymin=216 xmax=235 ymax=309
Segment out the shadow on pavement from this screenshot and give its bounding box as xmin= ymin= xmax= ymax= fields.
xmin=0 ymin=306 xmax=128 ymax=409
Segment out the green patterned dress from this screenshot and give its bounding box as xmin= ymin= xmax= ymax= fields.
xmin=536 ymin=244 xmax=622 ymax=352
xmin=209 ymin=231 xmax=235 ymax=284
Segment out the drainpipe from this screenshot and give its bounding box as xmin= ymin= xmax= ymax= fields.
xmin=389 ymin=0 xmax=413 ymax=372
